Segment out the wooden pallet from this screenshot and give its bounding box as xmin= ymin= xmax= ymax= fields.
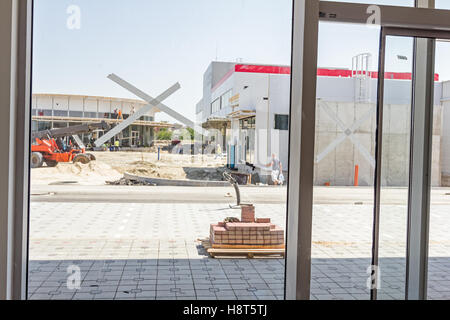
xmin=211 ymin=243 xmax=285 ymax=249
xmin=200 ymin=239 xmax=285 ymax=259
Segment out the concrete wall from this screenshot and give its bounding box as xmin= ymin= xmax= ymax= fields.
xmin=314 ymin=101 xmax=442 ymax=187
xmin=441 ymin=81 xmax=450 ymax=186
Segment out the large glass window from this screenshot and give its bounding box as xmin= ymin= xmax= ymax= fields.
xmin=239 ymin=116 xmax=256 ymax=129
xmin=427 ymin=39 xmax=450 ymax=300
xmin=211 ymin=98 xmax=221 ymax=114
xmin=274 ymin=114 xmax=289 ymax=130
xmin=28 ymin=0 xmax=292 ymax=301
xmin=312 ymin=21 xmax=380 ymax=300
xmin=220 ymin=90 xmax=233 ymax=110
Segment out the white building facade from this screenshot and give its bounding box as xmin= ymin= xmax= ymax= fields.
xmin=32 ymin=93 xmax=171 ymax=147
xmin=197 ymin=61 xmax=450 ymax=186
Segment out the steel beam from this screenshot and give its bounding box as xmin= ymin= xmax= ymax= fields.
xmin=106 ymin=73 xmax=206 ymax=140
xmin=319 ymin=2 xmax=450 ymax=31
xmin=94 ymin=75 xmax=180 ymax=147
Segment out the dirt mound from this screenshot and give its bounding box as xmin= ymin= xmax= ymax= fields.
xmin=124 ymin=161 xmax=226 ymax=181
xmin=184 ymin=167 xmax=226 ymax=181
xmin=31 ymin=161 xmax=122 ymax=185
xmin=124 ymin=160 xmax=184 ymax=179
xmin=31 ymin=152 xmax=229 ymax=185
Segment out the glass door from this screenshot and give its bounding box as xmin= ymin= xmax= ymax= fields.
xmin=374 ymin=34 xmax=415 ymax=300
xmin=428 ymin=39 xmax=450 ymax=300
xmin=372 ymin=27 xmax=450 ymax=300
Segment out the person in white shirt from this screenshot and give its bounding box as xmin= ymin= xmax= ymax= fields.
xmin=266 ymin=153 xmax=284 ymax=185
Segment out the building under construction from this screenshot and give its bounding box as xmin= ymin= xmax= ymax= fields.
xmin=197 ymin=61 xmax=450 ymax=187
xmin=31 ymin=93 xmax=172 ymax=147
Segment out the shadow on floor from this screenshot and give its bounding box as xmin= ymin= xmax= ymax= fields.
xmin=27 ymin=257 xmax=450 ymax=300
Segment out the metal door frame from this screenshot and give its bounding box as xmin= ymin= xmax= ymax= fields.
xmin=373 ymin=25 xmax=450 ymax=300
xmin=286 ymin=0 xmax=450 ymax=300
xmin=321 ymin=1 xmax=448 ymax=301
xmin=4 ymin=0 xmax=450 ymax=301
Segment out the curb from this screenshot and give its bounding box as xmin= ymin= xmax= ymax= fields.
xmin=124 ymin=172 xmax=230 ymax=187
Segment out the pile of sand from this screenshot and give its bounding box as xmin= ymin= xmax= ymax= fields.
xmin=30 ymin=161 xmax=122 ymax=185
xmin=123 ymin=160 xmax=227 ymax=181
xmin=30 ymin=152 xmax=228 ymax=185
xmin=124 ymin=161 xmax=185 ymax=180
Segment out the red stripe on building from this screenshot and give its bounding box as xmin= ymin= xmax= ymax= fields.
xmin=212 ymin=64 xmax=439 ymax=92
xmin=235 ymin=64 xmax=291 ymax=74
xmin=236 ymin=65 xmax=439 ymax=81
xmin=316 ymin=69 xmax=353 ymax=78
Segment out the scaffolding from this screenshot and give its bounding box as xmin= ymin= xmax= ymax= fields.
xmin=352 ymin=53 xmax=372 ymax=102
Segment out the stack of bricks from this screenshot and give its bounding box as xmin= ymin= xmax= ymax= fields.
xmin=209 ymin=205 xmax=284 ymax=247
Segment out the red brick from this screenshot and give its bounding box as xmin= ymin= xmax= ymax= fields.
xmin=256 ymin=218 xmax=271 ymax=223
xmin=241 ymin=205 xmax=255 ymax=222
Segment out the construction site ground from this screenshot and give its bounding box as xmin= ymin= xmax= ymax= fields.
xmin=30 ymin=151 xmax=228 ymax=186
xmin=28 ymin=152 xmax=450 ymax=300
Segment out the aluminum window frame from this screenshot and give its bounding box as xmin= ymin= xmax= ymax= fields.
xmin=285 ymin=0 xmax=448 ymax=300
xmin=3 ymin=0 xmax=450 ymax=301
xmin=375 ymin=24 xmax=443 ymax=301
xmin=0 ymin=0 xmax=33 ymax=300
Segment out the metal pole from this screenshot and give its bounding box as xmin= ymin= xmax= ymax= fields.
xmin=371 ymin=29 xmax=387 ymax=301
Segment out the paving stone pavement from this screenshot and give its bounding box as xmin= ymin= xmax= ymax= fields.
xmin=28 ymin=258 xmax=285 ymax=300
xmin=28 ymin=202 xmax=450 ymax=300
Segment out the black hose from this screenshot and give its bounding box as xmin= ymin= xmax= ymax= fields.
xmin=223 ymin=172 xmax=240 ymax=206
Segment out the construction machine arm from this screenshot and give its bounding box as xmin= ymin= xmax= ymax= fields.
xmin=32 ymin=121 xmax=111 ymax=141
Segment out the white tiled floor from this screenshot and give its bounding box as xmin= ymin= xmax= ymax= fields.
xmin=28 ymin=201 xmax=450 ymax=300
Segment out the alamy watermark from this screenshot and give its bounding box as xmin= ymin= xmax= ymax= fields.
xmin=67 ymin=265 xmax=81 ymax=290
xmin=366 ymin=5 xmax=381 ymax=27
xmin=67 ymin=5 xmax=81 ymax=30
xmin=366 ymin=265 xmax=381 ymax=290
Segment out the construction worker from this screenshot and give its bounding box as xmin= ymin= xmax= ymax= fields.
xmin=114 ymin=139 xmax=120 ymax=151
xmin=266 ymin=153 xmax=283 ymax=185
xmin=118 ymin=109 xmax=123 ymax=120
xmin=215 ymin=144 xmax=222 ymax=159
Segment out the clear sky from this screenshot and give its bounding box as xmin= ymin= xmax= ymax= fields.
xmin=32 ymin=0 xmax=293 ymax=123
xmin=33 ymin=0 xmax=450 ymax=123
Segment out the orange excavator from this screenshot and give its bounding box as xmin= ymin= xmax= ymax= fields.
xmin=30 ymin=121 xmax=110 ymax=168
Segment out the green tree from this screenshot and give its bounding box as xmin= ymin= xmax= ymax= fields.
xmin=157 ymin=129 xmax=173 ymax=140
xmin=180 ymin=127 xmax=195 ymax=141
